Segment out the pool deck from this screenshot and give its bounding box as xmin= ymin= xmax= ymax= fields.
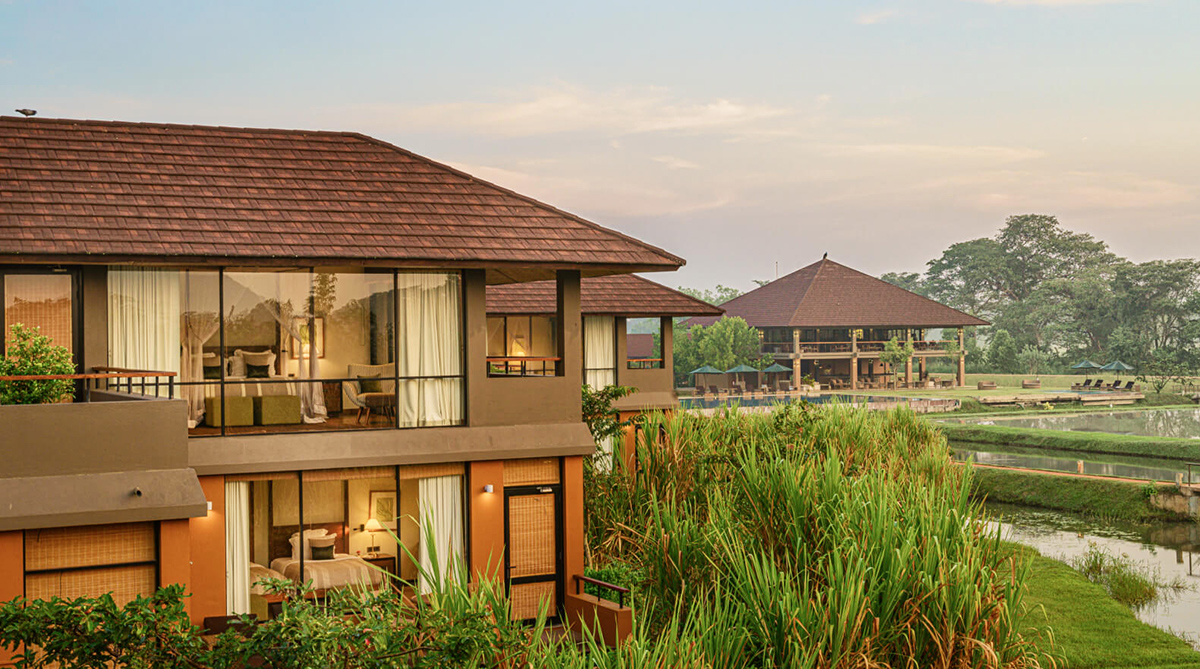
xmin=976 ymin=390 xmax=1144 ymax=407
xmin=683 ymin=392 xmax=960 ymax=415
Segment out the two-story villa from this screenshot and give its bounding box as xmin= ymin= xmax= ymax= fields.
xmin=0 ymin=116 xmax=689 ymax=630
xmin=487 ymin=274 xmax=722 ymax=470
xmin=686 ymin=257 xmax=989 ymax=390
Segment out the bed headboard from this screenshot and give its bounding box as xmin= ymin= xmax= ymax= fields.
xmin=268 ymin=522 xmax=347 ymax=561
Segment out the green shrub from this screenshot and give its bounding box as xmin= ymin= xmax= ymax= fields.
xmin=1071 ymin=542 xmax=1190 ymax=610
xmin=0 ymin=323 xmax=75 ymax=405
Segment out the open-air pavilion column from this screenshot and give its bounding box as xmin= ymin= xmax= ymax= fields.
xmin=957 ymin=327 xmax=966 ymax=387
xmin=850 ymin=329 xmax=858 ymax=390
xmin=904 ymin=329 xmax=913 ymax=386
xmin=791 ymin=328 xmax=802 ymax=389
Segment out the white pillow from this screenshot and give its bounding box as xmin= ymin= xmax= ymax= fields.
xmin=236 ymin=349 xmax=276 ymax=367
xmin=228 ymin=355 xmax=246 ymax=378
xmin=288 ymin=528 xmax=330 ymax=559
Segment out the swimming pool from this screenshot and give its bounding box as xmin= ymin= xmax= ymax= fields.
xmin=948 ymin=407 xmax=1200 ymax=439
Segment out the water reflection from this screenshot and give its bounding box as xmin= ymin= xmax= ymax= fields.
xmin=987 ymin=503 xmax=1200 ymax=647
xmin=957 ymin=448 xmax=1188 ymax=482
xmin=949 ymin=407 xmax=1200 ymax=439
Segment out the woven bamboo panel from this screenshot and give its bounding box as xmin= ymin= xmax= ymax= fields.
xmin=507 ymin=495 xmax=556 ymax=578
xmin=4 ymin=275 xmax=73 ymax=352
xmin=25 ymin=523 xmax=155 ymax=572
xmin=503 ymin=458 xmax=559 ymax=486
xmin=510 ymin=581 xmax=556 ymax=621
xmin=398 ymin=463 xmax=464 ymax=480
xmin=25 ymin=565 xmax=155 ymax=607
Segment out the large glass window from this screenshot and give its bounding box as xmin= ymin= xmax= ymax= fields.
xmin=396 ymin=272 xmax=463 ymax=427
xmin=583 ymin=316 xmax=615 ymax=388
xmin=224 ymin=466 xmax=465 ymax=617
xmin=486 ymin=315 xmax=558 ymax=376
xmin=625 ymin=317 xmax=663 ymax=369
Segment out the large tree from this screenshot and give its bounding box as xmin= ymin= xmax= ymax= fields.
xmin=673 ymin=317 xmax=771 ymax=386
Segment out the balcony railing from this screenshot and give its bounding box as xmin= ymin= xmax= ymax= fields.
xmin=626 ymin=358 xmax=663 ymax=370
xmin=761 ymin=340 xmax=959 ymax=356
xmin=0 ymin=368 xmax=177 ymax=402
xmin=486 ymin=356 xmax=560 ymax=377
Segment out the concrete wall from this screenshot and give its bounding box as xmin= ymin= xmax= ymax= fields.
xmin=465 ymin=269 xmax=583 ymax=427
xmin=188 ymin=476 xmax=227 ymax=626
xmin=613 ymin=317 xmax=678 ymax=411
xmin=0 ymin=398 xmax=188 ymax=477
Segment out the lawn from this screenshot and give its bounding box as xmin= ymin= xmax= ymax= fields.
xmin=1017 ymin=544 xmax=1200 ymax=668
xmin=974 ymin=468 xmax=1190 ymax=522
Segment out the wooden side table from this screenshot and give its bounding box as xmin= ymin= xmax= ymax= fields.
xmin=321 ymin=380 xmax=343 ymax=416
xmin=361 ymin=553 xmax=397 ymax=586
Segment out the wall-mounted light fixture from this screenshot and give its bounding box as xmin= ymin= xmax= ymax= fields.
xmin=483 ymin=484 xmax=494 ymax=494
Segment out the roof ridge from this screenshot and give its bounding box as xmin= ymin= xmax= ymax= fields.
xmin=787 ymin=257 xmax=826 ymax=323
xmin=0 ymin=115 xmax=363 ymax=139
xmin=348 ymin=132 xmax=685 ymax=269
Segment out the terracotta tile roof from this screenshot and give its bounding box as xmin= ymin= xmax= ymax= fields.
xmin=684 ymin=258 xmax=989 ymax=328
xmin=0 ymin=116 xmax=684 ymax=271
xmin=487 ymin=274 xmax=724 ymax=317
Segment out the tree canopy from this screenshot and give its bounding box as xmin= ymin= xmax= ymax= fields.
xmin=673 ymin=317 xmax=772 ymax=386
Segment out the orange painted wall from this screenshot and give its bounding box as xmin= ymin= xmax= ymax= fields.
xmin=158 ymin=519 xmax=191 ymax=616
xmin=468 ymin=461 xmax=505 ymax=581
xmin=563 ymin=456 xmax=584 ymax=583
xmin=0 ymin=531 xmax=22 ymax=666
xmin=189 ymin=475 xmax=226 ymax=626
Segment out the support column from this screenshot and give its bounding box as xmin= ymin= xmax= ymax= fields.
xmin=850 ymin=329 xmax=859 ymax=390
xmin=904 ymin=329 xmax=913 ymax=387
xmin=791 ymin=328 xmax=801 ymax=389
xmin=956 ymin=327 xmax=966 ymax=387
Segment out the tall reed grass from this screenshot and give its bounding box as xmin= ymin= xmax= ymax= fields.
xmin=576 ymin=402 xmax=1052 ymax=668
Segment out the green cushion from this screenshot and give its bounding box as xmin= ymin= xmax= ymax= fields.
xmin=253 ymin=395 xmax=302 ymax=425
xmin=246 ymin=364 xmax=271 ymax=379
xmin=357 ymin=374 xmax=383 ymax=393
xmin=311 ymin=545 xmax=334 ymax=560
xmin=204 ymin=396 xmax=254 ymax=427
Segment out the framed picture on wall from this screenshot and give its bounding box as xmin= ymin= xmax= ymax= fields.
xmin=369 ymin=491 xmax=397 ymax=530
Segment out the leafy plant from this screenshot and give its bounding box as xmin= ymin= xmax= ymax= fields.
xmin=1071 ymin=542 xmax=1190 ymax=610
xmin=0 ymin=323 xmax=75 ymax=405
xmin=581 ymin=383 xmax=637 ymax=444
xmin=879 ymin=337 xmax=914 ymax=387
xmin=1017 ymin=345 xmax=1050 ymax=376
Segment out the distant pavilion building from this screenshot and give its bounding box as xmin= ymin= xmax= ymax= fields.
xmin=685 ymin=257 xmax=989 ymax=390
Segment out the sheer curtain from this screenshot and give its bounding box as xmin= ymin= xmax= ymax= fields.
xmin=225 ymin=482 xmax=252 ymax=615
xmin=583 ymin=316 xmax=615 ymax=388
xmin=107 ymin=268 xmax=181 ymax=396
xmin=181 ymin=273 xmax=219 ymax=427
xmin=417 ymin=475 xmax=464 ymax=595
xmin=584 ymin=316 xmax=619 ymax=468
xmin=397 ymin=273 xmax=463 ymax=427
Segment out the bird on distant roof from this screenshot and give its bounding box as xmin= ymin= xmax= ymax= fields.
xmin=15 ymin=109 xmax=37 ymax=117
xmin=823 ymin=252 xmax=828 ymax=259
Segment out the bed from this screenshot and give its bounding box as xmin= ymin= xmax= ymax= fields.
xmin=267 ymin=523 xmax=387 ymax=593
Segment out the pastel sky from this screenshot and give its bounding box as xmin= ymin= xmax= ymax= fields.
xmin=3 ymin=0 xmax=1197 ymax=291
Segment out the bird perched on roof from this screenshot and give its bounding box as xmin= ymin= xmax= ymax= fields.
xmin=15 ymin=109 xmax=37 ymax=117
xmin=823 ymin=251 xmax=828 ymax=259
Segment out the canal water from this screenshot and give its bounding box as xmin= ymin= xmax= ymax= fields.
xmin=948 ymin=407 xmax=1200 ymax=439
xmin=988 ymin=503 xmax=1200 ymax=648
xmin=955 ymin=445 xmax=1191 ymax=482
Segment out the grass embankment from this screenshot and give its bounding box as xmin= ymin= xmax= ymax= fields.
xmin=974 ymin=468 xmax=1190 ymax=522
xmin=944 ymin=422 xmax=1200 ymax=461
xmin=1015 ymin=544 xmax=1200 ymax=669
xmin=953 ymin=393 xmax=1195 ymax=416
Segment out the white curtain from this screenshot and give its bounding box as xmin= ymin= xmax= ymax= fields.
xmin=584 ymin=316 xmax=619 ymax=469
xmin=107 ymin=268 xmax=181 ymax=396
xmin=417 ymin=475 xmax=464 ymax=595
xmin=397 ymin=273 xmax=463 ymax=427
xmin=180 ymin=273 xmax=219 ymax=427
xmin=583 ymin=316 xmax=615 ymax=389
xmin=225 ymin=481 xmax=252 ymax=616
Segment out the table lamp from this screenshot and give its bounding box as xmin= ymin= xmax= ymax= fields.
xmin=364 ymin=518 xmax=383 ymax=553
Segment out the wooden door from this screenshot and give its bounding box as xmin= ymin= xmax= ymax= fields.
xmin=504 ymin=484 xmax=563 ymax=621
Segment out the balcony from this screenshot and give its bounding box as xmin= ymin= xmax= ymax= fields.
xmin=761 ymin=340 xmax=959 ymax=357
xmin=0 ymin=369 xmax=205 ymax=532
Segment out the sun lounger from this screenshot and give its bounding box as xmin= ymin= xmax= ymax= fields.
xmin=1122 ymin=381 xmax=1135 ymax=391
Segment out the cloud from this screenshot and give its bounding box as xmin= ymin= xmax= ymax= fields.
xmin=855 ymin=9 xmax=901 ymax=24
xmin=965 ymin=0 xmax=1145 ymax=5
xmin=818 ymin=142 xmax=1044 ymax=163
xmin=331 ymin=83 xmax=789 ymax=138
xmin=652 ymin=155 xmax=700 ymax=170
